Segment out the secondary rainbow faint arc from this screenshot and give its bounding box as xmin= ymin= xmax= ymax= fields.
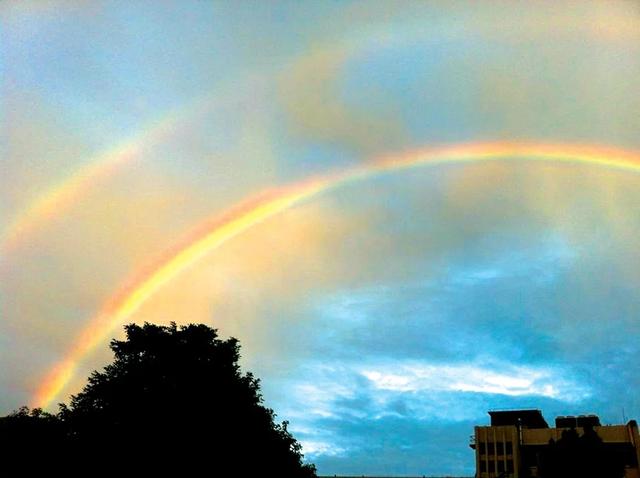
xmin=33 ymin=141 xmax=640 ymax=409
xmin=6 ymin=10 xmax=639 ymax=257
xmin=0 ymin=114 xmax=180 ymax=254
xmin=0 ymin=72 xmax=266 ymax=254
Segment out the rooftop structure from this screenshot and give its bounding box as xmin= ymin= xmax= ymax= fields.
xmin=488 ymin=409 xmax=549 ymax=429
xmin=470 ymin=409 xmax=640 ymax=478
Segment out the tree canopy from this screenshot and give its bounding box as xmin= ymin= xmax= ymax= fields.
xmin=539 ymin=425 xmax=626 ymax=478
xmin=1 ymin=322 xmax=316 ymax=476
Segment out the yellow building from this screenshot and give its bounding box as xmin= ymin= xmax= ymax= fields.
xmin=470 ymin=409 xmax=640 ymax=478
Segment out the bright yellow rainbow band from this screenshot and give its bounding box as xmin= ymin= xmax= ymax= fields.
xmin=32 ymin=141 xmax=640 ymax=408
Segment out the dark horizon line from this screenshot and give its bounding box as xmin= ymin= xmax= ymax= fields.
xmin=318 ymin=475 xmax=473 ymax=478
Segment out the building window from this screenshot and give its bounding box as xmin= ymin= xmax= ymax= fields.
xmin=479 ymin=442 xmax=486 ymax=454
xmin=497 ymin=442 xmax=504 ymax=454
xmin=488 ymin=442 xmax=495 ymax=454
xmin=488 ymin=461 xmax=495 ymax=473
xmin=506 ymin=441 xmax=513 ymax=454
xmin=480 ymin=461 xmax=486 ymax=472
xmin=507 ymin=459 xmax=514 ymax=473
xmin=498 ymin=461 xmax=505 ymax=473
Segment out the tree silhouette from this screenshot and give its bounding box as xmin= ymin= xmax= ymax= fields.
xmin=541 ymin=425 xmax=625 ymax=478
xmin=0 ymin=405 xmax=64 ymax=463
xmin=1 ymin=322 xmax=316 ymax=476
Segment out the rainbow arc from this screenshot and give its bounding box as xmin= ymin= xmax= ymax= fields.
xmin=32 ymin=141 xmax=640 ymax=408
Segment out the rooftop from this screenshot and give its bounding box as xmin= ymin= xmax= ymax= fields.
xmin=488 ymin=409 xmax=549 ymax=428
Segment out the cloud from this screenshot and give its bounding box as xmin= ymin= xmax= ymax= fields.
xmin=268 ymin=356 xmax=588 ymax=475
xmin=361 ymin=361 xmax=589 ymax=401
xmin=278 ymin=45 xmax=408 ymax=157
xmin=276 ymin=0 xmax=640 ymax=157
xmin=245 ymin=217 xmax=638 ymax=474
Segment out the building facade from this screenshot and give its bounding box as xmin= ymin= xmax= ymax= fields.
xmin=470 ymin=409 xmax=640 ymax=478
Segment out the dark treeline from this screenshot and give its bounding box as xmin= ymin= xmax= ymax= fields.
xmin=538 ymin=426 xmax=626 ymax=478
xmin=0 ymin=322 xmax=316 ymax=476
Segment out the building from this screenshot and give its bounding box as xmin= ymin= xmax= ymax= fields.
xmin=470 ymin=409 xmax=640 ymax=478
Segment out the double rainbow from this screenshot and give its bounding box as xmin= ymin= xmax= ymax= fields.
xmin=0 ymin=72 xmax=265 ymax=254
xmin=32 ymin=141 xmax=640 ymax=408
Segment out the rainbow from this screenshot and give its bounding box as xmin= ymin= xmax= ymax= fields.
xmin=32 ymin=141 xmax=640 ymax=408
xmin=0 ymin=114 xmax=182 ymax=254
xmin=2 ymin=147 xmax=131 ymax=253
xmin=5 ymin=0 xmax=640 ymax=255
xmin=0 ymin=71 xmax=264 ymax=255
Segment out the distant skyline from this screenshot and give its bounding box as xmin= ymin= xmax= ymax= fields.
xmin=2 ymin=1 xmax=640 ymax=475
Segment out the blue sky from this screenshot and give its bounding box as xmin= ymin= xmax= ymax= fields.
xmin=2 ymin=1 xmax=640 ymax=475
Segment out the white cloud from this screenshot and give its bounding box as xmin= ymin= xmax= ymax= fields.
xmin=299 ymin=440 xmax=347 ymax=457
xmin=285 ymin=367 xmax=361 ymax=420
xmin=361 ymin=361 xmax=590 ymax=402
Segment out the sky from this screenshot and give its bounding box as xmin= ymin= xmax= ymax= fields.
xmin=2 ymin=1 xmax=640 ymax=475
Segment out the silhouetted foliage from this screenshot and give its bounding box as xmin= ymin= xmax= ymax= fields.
xmin=1 ymin=323 xmax=316 ymax=476
xmin=540 ymin=425 xmax=625 ymax=478
xmin=0 ymin=406 xmax=63 ymax=453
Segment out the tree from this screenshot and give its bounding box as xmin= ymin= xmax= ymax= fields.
xmin=0 ymin=406 xmax=63 ymax=457
xmin=1 ymin=322 xmax=316 ymax=476
xmin=540 ymin=426 xmax=625 ymax=478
